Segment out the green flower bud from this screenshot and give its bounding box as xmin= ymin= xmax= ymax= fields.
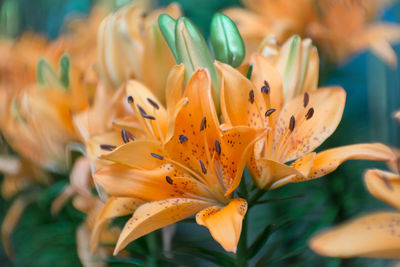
xmin=210 ymin=13 xmax=245 ymax=68
xmin=175 ymin=17 xmax=219 ymax=102
xmin=0 ymin=0 xmax=19 ymax=38
xmin=59 ymin=54 xmax=70 ymax=88
xmin=158 ymin=14 xmax=179 ymax=62
xmin=37 ymin=53 xmax=70 ymax=90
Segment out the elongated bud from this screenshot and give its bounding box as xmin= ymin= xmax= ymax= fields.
xmin=36 ymin=59 xmax=62 ymax=88
xmin=261 ymin=35 xmax=319 ymax=101
xmin=210 ymin=13 xmax=245 ymax=68
xmin=158 ymin=14 xmax=179 ymax=62
xmin=0 ymin=0 xmax=19 ymax=38
xmin=174 ymin=17 xmax=220 ymax=105
xmin=59 ymin=54 xmax=70 ymax=88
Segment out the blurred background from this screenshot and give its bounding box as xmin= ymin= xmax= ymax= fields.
xmin=0 ymin=0 xmax=399 ymax=266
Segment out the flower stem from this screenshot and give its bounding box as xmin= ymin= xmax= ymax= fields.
xmin=237 ymin=213 xmax=248 ymax=267
xmin=146 ymin=231 xmax=158 ymax=267
xmin=237 ymin=174 xmax=249 ymax=267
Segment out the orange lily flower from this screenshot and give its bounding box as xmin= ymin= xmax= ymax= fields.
xmin=224 ymin=0 xmax=400 ymax=66
xmin=310 ymin=148 xmax=400 ymax=258
xmin=307 ymin=0 xmax=400 ymax=66
xmin=217 ymin=51 xmax=395 ymax=189
xmin=97 ymin=3 xmax=181 ymax=102
xmin=223 ymin=0 xmax=316 ymax=59
xmin=93 ymin=68 xmax=261 ymax=254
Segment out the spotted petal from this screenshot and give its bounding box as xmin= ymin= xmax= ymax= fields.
xmin=365 ymin=169 xmax=400 ymax=211
xmin=310 ymin=212 xmax=400 ymax=258
xmin=273 ymin=87 xmax=346 ymax=163
xmin=308 ymin=143 xmax=395 ymax=179
xmin=196 ymin=198 xmax=247 ymax=253
xmin=94 ymin=164 xmax=210 ymax=201
xmin=90 ymin=197 xmax=145 ymax=252
xmin=114 ymin=198 xmax=212 ymax=255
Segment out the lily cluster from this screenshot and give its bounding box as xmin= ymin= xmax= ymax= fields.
xmin=0 ymin=1 xmax=398 ymax=266
xmin=225 ymin=0 xmax=400 ymax=66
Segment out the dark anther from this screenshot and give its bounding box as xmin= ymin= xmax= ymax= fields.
xmin=137 ymin=104 xmax=155 ymax=120
xmin=199 ymin=160 xmax=207 ymax=174
xmin=166 ymin=176 xmax=173 ymax=184
xmin=289 ymin=115 xmax=295 ymax=132
xmin=200 ymin=117 xmax=207 ymax=131
xmin=150 ymin=153 xmax=164 ymax=160
xmin=249 ymin=90 xmax=255 ymax=104
xmin=215 ymin=140 xmax=221 ymax=155
xmin=147 ymin=98 xmax=160 ymax=110
xmin=261 ymin=80 xmax=270 ymax=94
xmin=303 ymin=92 xmax=309 ymax=108
xmin=305 ymin=107 xmax=314 ymax=120
xmin=121 ymin=128 xmax=136 ymax=143
xmin=179 ymin=134 xmax=188 ymax=144
xmin=127 ymin=96 xmax=134 ymax=103
xmin=100 ymin=144 xmax=116 ymax=151
xmin=265 ymin=108 xmax=276 ymax=117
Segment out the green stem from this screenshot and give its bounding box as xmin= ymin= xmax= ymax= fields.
xmin=236 ymin=174 xmax=249 ymax=267
xmin=236 ymin=213 xmax=248 ymax=267
xmin=146 ymin=231 xmax=158 ymax=267
xmin=248 ymin=188 xmax=266 ymax=207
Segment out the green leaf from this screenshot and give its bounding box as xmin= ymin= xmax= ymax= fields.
xmin=262 ymin=246 xmax=307 ymax=265
xmin=247 ymin=224 xmax=273 ymax=259
xmin=158 ymin=14 xmax=179 ymax=62
xmin=177 ymin=247 xmax=235 ymax=267
xmin=210 ymin=13 xmax=245 ymax=68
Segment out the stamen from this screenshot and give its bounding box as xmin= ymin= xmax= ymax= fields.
xmin=150 ymin=153 xmax=164 ymax=160
xmin=166 ymin=176 xmax=173 ymax=185
xmin=137 ymin=104 xmax=155 ymax=120
xmin=199 ymin=160 xmax=207 ymax=174
xmin=305 ymin=107 xmax=314 ymax=120
xmin=265 ymin=108 xmax=276 ymax=117
xmin=100 ymin=144 xmax=116 ymax=151
xmin=215 ymin=140 xmax=221 ymax=155
xmin=303 ymin=92 xmax=309 ymax=108
xmin=179 ymin=134 xmax=188 ymax=144
xmin=249 ymin=90 xmax=255 ymax=104
xmin=200 ymin=117 xmax=207 ymax=131
xmin=127 ymin=96 xmax=134 ymax=103
xmin=121 ymin=128 xmax=136 ymax=143
xmin=261 ymin=80 xmax=270 ymax=94
xmin=147 ymin=98 xmax=160 ymax=110
xmin=289 ymin=115 xmax=295 ymax=132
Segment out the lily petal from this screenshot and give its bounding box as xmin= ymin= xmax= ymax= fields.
xmin=309 ymin=143 xmax=395 ymax=179
xmin=310 ymin=212 xmax=400 ymax=258
xmin=125 ymin=80 xmax=168 ymax=140
xmin=165 ymin=64 xmax=185 ymax=117
xmin=77 ymin=223 xmax=107 ymax=267
xmin=100 ymin=140 xmax=165 ymax=169
xmin=250 ymin=53 xmax=284 ymax=111
xmin=165 ymin=69 xmax=220 ymax=175
xmin=274 ymin=87 xmax=346 ymax=162
xmin=114 ymin=198 xmax=212 ymax=255
xmin=364 ymin=169 xmax=400 ymax=211
xmin=90 ymin=197 xmax=145 ymax=252
xmin=259 ymin=153 xmax=316 ymax=189
xmin=196 ymin=198 xmax=247 ymax=253
xmin=216 ymin=61 xmax=265 ymax=128
xmin=94 ymin=164 xmax=210 ymax=201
